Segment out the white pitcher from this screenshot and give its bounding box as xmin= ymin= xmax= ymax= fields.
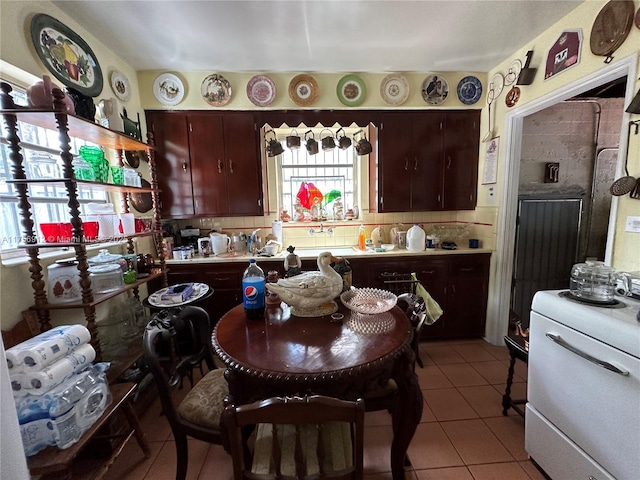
xmin=210 ymin=233 xmax=230 ymax=255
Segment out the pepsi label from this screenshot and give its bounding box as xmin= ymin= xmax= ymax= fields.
xmin=242 ymin=276 xmax=265 ymax=310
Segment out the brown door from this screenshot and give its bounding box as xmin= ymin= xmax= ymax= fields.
xmin=411 ymin=112 xmax=444 ymax=211
xmin=147 ymin=112 xmax=194 ymax=217
xmin=379 ymin=113 xmax=413 ymax=212
xmin=442 ymin=111 xmax=480 ymax=210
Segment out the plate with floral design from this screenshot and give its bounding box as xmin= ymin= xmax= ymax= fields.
xmin=153 ymin=73 xmax=185 ymax=106
xmin=246 ymin=74 xmax=276 ymax=107
xmin=380 ymin=74 xmax=409 ymax=106
xmin=201 ymin=73 xmax=232 ymax=107
xmin=30 ymin=13 xmax=103 ymax=97
xmin=288 ymin=74 xmax=319 ymax=107
xmin=110 ymin=70 xmax=130 ymax=102
xmin=456 ymin=76 xmax=483 ymax=105
xmin=337 ymin=74 xmax=366 ymax=107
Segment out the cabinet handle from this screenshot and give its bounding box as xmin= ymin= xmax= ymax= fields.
xmin=217 ymin=159 xmax=223 ymax=173
xmin=451 ymin=284 xmax=456 ymax=294
xmin=446 ymin=156 xmax=452 ymax=169
xmin=229 ymin=159 xmax=234 ymax=174
xmin=414 ymin=157 xmax=418 ymax=171
xmin=182 ymin=161 xmax=188 ymax=172
xmin=420 ymin=269 xmax=435 ymax=275
xmin=404 ymin=158 xmax=408 ymax=171
xmin=459 ymin=267 xmax=474 ymax=272
xmin=545 ymin=333 xmax=629 ymax=376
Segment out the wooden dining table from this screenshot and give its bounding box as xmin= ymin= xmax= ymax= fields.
xmin=212 ymin=301 xmax=423 ymax=480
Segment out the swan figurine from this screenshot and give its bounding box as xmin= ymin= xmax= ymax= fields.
xmin=266 ymin=251 xmax=343 ymax=317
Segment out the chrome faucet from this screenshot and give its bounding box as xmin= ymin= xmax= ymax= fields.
xmin=308 ymin=222 xmax=333 ymax=236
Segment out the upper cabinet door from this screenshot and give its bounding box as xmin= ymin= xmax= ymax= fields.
xmin=222 ymin=113 xmax=263 ymax=216
xmin=442 ymin=111 xmax=480 ymax=210
xmin=411 ymin=112 xmax=444 ymax=211
xmin=379 ymin=113 xmax=414 ymax=212
xmin=188 ymin=114 xmax=227 ymax=216
xmin=147 ymin=112 xmax=194 ymax=217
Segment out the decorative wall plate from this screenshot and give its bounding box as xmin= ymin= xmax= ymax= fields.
xmin=153 ymin=73 xmax=184 ymax=106
xmin=421 ymin=75 xmax=449 ymax=105
xmin=379 ymin=74 xmax=409 ymax=106
xmin=456 ymin=76 xmax=483 ymax=105
xmin=336 ymin=74 xmax=366 ymax=107
xmin=590 ymin=0 xmax=634 ymax=63
xmin=288 ymin=74 xmax=319 ymax=107
xmin=201 ymin=73 xmax=232 ymax=107
xmin=246 ymin=74 xmax=276 ymax=107
xmin=504 ymin=59 xmax=522 ymax=86
xmin=30 ymin=13 xmax=103 ymax=97
xmin=110 ymin=70 xmax=130 ymax=102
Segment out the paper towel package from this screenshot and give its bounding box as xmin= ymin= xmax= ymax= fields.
xmin=11 ymin=344 xmax=96 ymax=394
xmin=160 ymin=283 xmax=194 ymax=303
xmin=6 ymin=324 xmax=91 ymax=373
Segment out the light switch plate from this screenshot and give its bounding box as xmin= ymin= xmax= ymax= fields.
xmin=624 ymin=216 xmax=640 ymax=233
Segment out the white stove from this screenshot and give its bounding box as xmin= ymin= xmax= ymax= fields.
xmin=526 ymin=290 xmax=640 ymax=480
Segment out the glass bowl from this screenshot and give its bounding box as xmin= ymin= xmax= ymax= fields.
xmin=340 ymin=287 xmax=397 ymax=315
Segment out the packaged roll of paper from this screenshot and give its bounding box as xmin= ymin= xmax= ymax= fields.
xmin=10 ymin=373 xmax=29 ymax=393
xmin=6 ymin=349 xmax=20 ymax=371
xmin=24 ymin=344 xmax=96 ymax=394
xmin=7 ymin=324 xmax=91 ymax=373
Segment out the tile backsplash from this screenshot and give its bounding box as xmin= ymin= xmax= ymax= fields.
xmin=169 ymin=207 xmax=498 ymax=251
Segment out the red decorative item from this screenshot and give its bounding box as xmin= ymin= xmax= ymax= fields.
xmin=296 ymin=182 xmax=323 ymax=210
xmin=545 ymin=30 xmax=582 ymax=80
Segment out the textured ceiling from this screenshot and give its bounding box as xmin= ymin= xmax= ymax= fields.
xmin=52 ymin=0 xmax=585 ymax=73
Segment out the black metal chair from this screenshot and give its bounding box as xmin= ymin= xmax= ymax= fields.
xmin=143 ymin=306 xmax=228 ymax=480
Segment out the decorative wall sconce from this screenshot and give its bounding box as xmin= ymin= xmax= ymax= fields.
xmin=265 ymin=129 xmax=284 ymax=157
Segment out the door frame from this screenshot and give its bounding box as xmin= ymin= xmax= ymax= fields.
xmin=486 ymin=54 xmax=638 ymax=345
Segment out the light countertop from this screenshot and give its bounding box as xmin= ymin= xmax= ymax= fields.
xmin=165 ymin=246 xmax=492 ymax=265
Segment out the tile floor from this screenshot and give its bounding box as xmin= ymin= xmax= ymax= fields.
xmin=103 ymin=338 xmax=545 ymax=480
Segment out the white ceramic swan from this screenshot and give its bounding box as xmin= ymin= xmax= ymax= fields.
xmin=266 ymin=251 xmax=343 ymax=317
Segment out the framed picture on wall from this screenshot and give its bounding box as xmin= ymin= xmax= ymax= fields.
xmin=482 ymin=136 xmax=499 ymax=185
xmin=544 ymin=29 xmax=582 ymax=80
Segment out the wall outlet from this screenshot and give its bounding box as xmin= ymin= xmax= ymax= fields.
xmin=624 ymin=216 xmax=640 ymax=233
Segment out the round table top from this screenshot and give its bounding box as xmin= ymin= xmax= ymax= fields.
xmin=212 ymin=302 xmax=412 ymax=379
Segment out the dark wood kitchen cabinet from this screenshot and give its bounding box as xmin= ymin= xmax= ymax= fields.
xmin=364 ymin=253 xmax=490 ymax=340
xmin=146 ymin=111 xmax=263 ymax=218
xmin=378 ymin=110 xmax=480 ymax=212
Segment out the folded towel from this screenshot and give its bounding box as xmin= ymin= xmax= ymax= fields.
xmin=411 ymin=273 xmax=443 ymax=325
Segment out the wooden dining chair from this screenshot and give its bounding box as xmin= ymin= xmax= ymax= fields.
xmin=143 ymin=305 xmax=228 ymax=480
xmin=224 ymin=395 xmax=365 ymax=480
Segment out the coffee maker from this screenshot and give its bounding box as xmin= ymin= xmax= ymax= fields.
xmin=179 ymin=227 xmax=200 ymax=250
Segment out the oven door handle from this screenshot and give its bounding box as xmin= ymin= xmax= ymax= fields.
xmin=545 ymin=333 xmax=629 ymax=376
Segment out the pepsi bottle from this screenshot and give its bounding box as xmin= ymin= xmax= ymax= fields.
xmin=242 ymin=258 xmax=265 ymax=318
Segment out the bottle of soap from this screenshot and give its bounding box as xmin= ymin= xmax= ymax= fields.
xmin=358 ymin=224 xmax=366 ymax=250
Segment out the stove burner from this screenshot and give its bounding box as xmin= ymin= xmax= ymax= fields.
xmin=558 ymin=291 xmax=627 ymax=309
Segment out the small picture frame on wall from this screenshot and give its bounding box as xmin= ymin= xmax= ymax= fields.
xmin=482 ymin=136 xmax=499 ymax=185
xmin=545 ymin=29 xmax=582 ymax=80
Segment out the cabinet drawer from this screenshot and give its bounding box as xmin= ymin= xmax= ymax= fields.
xmin=525 ymin=404 xmax=614 ymax=480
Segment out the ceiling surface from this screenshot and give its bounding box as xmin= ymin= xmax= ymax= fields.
xmin=52 ymin=0 xmax=585 ymax=74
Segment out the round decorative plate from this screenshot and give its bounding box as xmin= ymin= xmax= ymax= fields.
xmin=246 ymin=74 xmax=276 ymax=107
xmin=30 ymin=13 xmax=103 ymax=97
xmin=380 ymin=74 xmax=409 ymax=106
xmin=336 ymin=74 xmax=366 ymax=107
xmin=487 ymin=73 xmax=504 ymax=103
xmin=505 ymin=86 xmax=521 ymax=107
xmin=110 ymin=70 xmax=130 ymax=102
xmin=421 ymin=74 xmax=449 ymax=105
xmin=590 ymin=0 xmax=635 ymax=60
xmin=288 ymin=74 xmax=319 ymax=107
xmin=147 ymin=283 xmax=210 ymax=308
xmin=504 ymin=59 xmax=522 ymax=86
xmin=153 ymin=73 xmax=185 ymax=106
xmin=456 ymin=76 xmax=483 ymax=105
xmin=201 ymin=73 xmax=232 ymax=107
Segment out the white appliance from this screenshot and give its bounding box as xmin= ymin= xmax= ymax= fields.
xmin=526 ymin=290 xmax=640 ymax=480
